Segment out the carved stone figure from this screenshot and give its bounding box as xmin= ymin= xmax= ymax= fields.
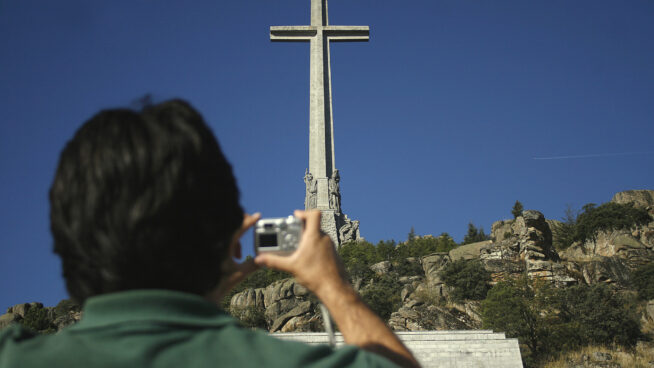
xmin=338 ymin=215 xmax=360 ymax=244
xmin=304 ymin=169 xmax=317 ymax=209
xmin=328 ymin=170 xmax=341 ymax=213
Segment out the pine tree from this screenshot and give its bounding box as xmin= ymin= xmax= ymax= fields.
xmin=511 ymin=200 xmax=524 ymax=219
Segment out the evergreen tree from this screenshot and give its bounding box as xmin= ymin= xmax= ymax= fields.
xmin=462 ymin=223 xmax=490 ymax=245
xmin=511 ymin=200 xmax=524 ymax=219
xmin=407 ymin=226 xmax=416 ymax=241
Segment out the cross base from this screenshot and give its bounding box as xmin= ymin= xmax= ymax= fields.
xmin=319 ymin=209 xmax=361 ymax=248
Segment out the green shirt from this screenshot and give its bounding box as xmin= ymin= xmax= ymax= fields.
xmin=0 ymin=290 xmax=398 ymax=368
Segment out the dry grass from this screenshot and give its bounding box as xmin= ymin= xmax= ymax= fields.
xmin=542 ymin=342 xmax=654 ymax=368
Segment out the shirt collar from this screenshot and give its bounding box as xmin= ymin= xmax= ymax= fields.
xmin=72 ymin=289 xmax=239 ymax=330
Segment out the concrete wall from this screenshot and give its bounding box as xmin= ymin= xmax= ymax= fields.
xmin=271 ymin=330 xmax=523 ymax=368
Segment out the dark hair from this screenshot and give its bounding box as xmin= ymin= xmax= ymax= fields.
xmin=50 ymin=99 xmax=243 ymax=303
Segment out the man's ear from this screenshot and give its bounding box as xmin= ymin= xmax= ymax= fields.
xmin=232 ymin=241 xmax=242 ymax=259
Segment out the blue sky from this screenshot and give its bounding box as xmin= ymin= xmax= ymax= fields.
xmin=1 ymin=0 xmax=653 ymax=310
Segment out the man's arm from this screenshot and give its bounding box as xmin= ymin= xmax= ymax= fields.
xmin=255 ymin=210 xmax=420 ymax=368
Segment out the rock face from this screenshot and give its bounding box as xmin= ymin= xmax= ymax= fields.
xmin=388 ymin=300 xmax=480 ymax=331
xmin=370 ymin=261 xmax=392 ymax=275
xmin=484 ymin=210 xmax=575 ymax=285
xmin=230 ymin=279 xmax=322 ymax=332
xmin=611 ymin=189 xmax=654 ymax=212
xmin=560 ymin=227 xmax=654 ymax=269
xmin=557 ymin=192 xmax=654 ymax=284
xmin=387 ymin=251 xmax=483 ymax=332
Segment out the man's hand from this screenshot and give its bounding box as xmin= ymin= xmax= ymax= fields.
xmin=255 ymin=210 xmax=420 ymax=368
xmin=254 ymin=210 xmax=348 ymax=298
xmin=206 ymin=212 xmax=261 ymax=305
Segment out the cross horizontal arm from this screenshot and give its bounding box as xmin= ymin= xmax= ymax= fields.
xmin=324 ymin=26 xmax=369 ymax=42
xmin=270 ymin=26 xmax=316 ymax=42
xmin=270 ymin=25 xmax=370 ymax=42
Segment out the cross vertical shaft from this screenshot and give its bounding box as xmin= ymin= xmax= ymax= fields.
xmin=271 ymin=0 xmax=368 ymax=245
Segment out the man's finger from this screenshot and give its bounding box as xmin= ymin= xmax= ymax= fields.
xmin=254 ymin=253 xmax=293 ymax=273
xmin=303 ymin=210 xmax=322 ymax=234
xmin=293 ymin=210 xmax=307 ymax=220
xmin=241 ymin=213 xmax=261 ymax=234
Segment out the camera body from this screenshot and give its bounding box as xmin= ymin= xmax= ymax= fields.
xmin=254 ymin=216 xmax=302 ymax=255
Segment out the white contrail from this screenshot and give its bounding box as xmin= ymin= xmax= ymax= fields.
xmin=533 ymin=152 xmax=653 ymax=160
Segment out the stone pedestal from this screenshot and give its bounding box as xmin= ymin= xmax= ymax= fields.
xmin=319 ymin=210 xmax=340 ymax=246
xmin=318 ymin=210 xmax=361 ymax=247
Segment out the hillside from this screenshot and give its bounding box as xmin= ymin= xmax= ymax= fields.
xmin=228 ymin=189 xmax=654 ymax=367
xmin=3 ymin=190 xmax=654 ymax=367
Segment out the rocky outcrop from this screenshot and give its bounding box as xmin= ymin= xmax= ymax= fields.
xmin=370 ymin=261 xmax=392 ymax=275
xmin=386 ymin=251 xmax=484 ymax=331
xmin=483 ymin=210 xmax=577 ymax=285
xmin=230 ymin=278 xmax=321 ymax=332
xmin=559 ymin=227 xmax=654 ymax=269
xmin=0 ymin=312 xmax=21 ymax=329
xmin=553 ymin=191 xmax=654 ymax=286
xmin=611 ymin=189 xmax=654 ymax=212
xmin=0 ymin=300 xmax=81 ymax=332
xmin=449 ymin=241 xmax=491 ymax=261
xmin=564 ymin=257 xmax=632 ymax=287
xmin=388 ymin=300 xmax=481 ymax=331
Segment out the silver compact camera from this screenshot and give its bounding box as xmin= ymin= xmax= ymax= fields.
xmin=254 ymin=216 xmax=302 ymax=255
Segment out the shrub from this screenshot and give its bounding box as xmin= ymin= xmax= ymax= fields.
xmin=552 ymin=205 xmax=578 ymax=250
xmin=557 ymin=284 xmax=642 ymax=347
xmin=361 ymin=274 xmax=403 ymax=321
xmin=20 ymin=307 xmax=55 ymax=334
xmin=482 ymin=278 xmax=643 ymax=367
xmin=395 ymin=233 xmax=458 ymax=259
xmin=574 ymin=202 xmax=650 ymax=243
xmin=552 ymin=202 xmax=650 ymax=249
xmin=231 ymin=305 xmax=267 ymax=329
xmin=631 ymin=262 xmax=654 ymax=300
xmin=339 ymin=240 xmax=377 ymax=282
xmin=440 ymin=259 xmax=491 ymax=301
xmin=54 ymin=299 xmax=80 ymax=316
xmin=481 ymin=277 xmax=549 ymax=366
xmin=393 ymin=258 xmax=423 ymax=277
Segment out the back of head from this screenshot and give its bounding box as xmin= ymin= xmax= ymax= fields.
xmin=50 ymin=99 xmax=243 ymax=303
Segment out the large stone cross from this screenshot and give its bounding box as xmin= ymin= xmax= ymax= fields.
xmin=270 ymin=0 xmax=369 ymax=211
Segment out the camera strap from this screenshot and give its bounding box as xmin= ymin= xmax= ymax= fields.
xmin=319 ymin=303 xmax=336 ymax=348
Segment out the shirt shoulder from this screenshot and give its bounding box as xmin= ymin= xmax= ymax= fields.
xmin=0 ymin=324 xmax=41 ymax=367
xmin=0 ymin=324 xmax=38 ymax=345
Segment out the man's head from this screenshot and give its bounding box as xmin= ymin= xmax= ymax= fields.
xmin=50 ymin=99 xmax=243 ymax=303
